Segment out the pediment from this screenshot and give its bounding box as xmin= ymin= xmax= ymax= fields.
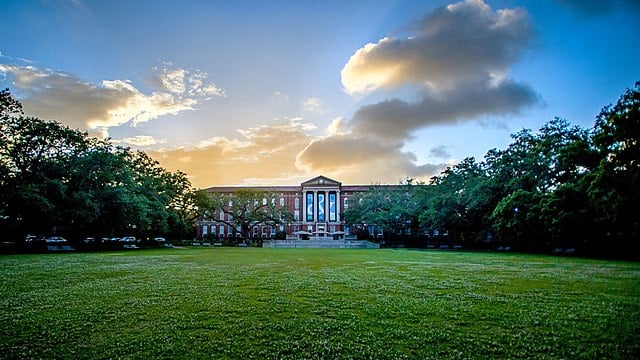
xmin=301 ymin=175 xmax=341 ymax=187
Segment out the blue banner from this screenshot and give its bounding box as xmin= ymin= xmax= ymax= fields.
xmin=318 ymin=193 xmax=325 ymax=222
xmin=329 ymin=193 xmax=336 ymax=222
xmin=306 ymin=192 xmax=314 ymax=222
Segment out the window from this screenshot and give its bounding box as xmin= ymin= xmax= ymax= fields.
xmin=280 ymin=197 xmax=285 ymax=207
xmin=262 ymin=198 xmax=267 ymax=206
xmin=229 ymin=199 xmax=233 ymax=207
xmin=295 ymin=197 xmax=299 ymax=209
xmin=317 ymin=192 xmax=325 ymax=222
xmin=219 ymin=211 xmax=224 ymax=221
xmin=219 ymin=226 xmax=225 ymax=235
xmin=294 ymin=210 xmax=300 ymax=221
xmin=306 ymin=192 xmax=314 ymax=221
xmin=344 ymin=197 xmax=349 ymax=210
xmin=211 ymin=225 xmax=216 ymax=235
xmin=202 ymin=225 xmax=208 ymax=235
xmin=329 ymin=192 xmax=336 ymax=222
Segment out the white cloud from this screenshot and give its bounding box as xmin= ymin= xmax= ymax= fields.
xmin=113 ymin=135 xmax=168 ymax=147
xmin=327 ymin=117 xmax=348 ymax=136
xmin=0 ymin=63 xmax=225 ymax=131
xmin=341 ymin=0 xmax=533 ymax=95
xmin=295 ymin=0 xmax=539 ymax=185
xmin=273 ymin=91 xmax=290 ymax=102
xmin=301 ymin=97 xmax=324 ymax=114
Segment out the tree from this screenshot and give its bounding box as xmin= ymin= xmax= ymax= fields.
xmin=419 ymin=157 xmax=495 ymax=246
xmin=344 ymin=180 xmax=423 ymax=242
xmin=0 ymin=89 xmax=201 ymax=244
xmin=587 ymin=81 xmax=640 ymax=254
xmin=486 ymin=118 xmax=596 ymax=251
xmin=204 ymin=189 xmax=293 ymax=243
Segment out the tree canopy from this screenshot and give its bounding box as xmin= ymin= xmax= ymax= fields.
xmin=0 ymin=89 xmax=200 ymax=244
xmin=345 ymin=82 xmax=640 ymax=257
xmin=200 ymin=189 xmax=293 ymax=242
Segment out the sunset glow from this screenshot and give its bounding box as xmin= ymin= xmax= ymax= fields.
xmin=1 ymin=0 xmax=638 ymax=187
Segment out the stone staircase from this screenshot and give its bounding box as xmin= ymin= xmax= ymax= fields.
xmin=263 ymin=239 xmax=380 ymax=249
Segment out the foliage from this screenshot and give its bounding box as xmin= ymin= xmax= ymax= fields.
xmin=588 ymin=83 xmax=640 ymax=250
xmin=344 ymin=180 xmax=423 ymax=239
xmin=0 ymin=89 xmax=199 ymax=242
xmin=201 ymin=189 xmax=293 ymax=241
xmin=344 ymin=83 xmax=639 ymax=256
xmin=1 ymin=249 xmax=638 ymax=359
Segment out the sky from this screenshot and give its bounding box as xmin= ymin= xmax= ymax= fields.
xmin=1 ymin=0 xmax=638 ymax=188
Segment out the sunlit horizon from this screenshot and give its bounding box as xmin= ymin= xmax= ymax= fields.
xmin=1 ymin=0 xmax=638 ymax=188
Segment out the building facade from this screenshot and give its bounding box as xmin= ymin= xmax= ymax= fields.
xmin=196 ymin=175 xmax=380 ymax=240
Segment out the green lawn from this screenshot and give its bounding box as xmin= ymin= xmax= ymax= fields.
xmin=1 ymin=248 xmax=639 ymax=359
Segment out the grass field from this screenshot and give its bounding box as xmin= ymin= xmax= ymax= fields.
xmin=1 ymin=248 xmax=639 ymax=359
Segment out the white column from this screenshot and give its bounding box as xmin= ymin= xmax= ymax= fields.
xmin=313 ymin=191 xmax=318 ymax=223
xmin=324 ymin=191 xmax=329 ymax=223
xmin=336 ymin=190 xmax=341 ymax=223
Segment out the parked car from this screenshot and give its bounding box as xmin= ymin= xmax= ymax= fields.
xmin=83 ymin=237 xmax=96 ymax=244
xmin=46 ymin=236 xmax=67 ymax=243
xmin=45 ymin=236 xmax=74 ymax=251
xmin=153 ymin=237 xmax=173 ymax=248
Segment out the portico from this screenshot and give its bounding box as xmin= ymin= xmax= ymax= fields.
xmin=301 ymin=176 xmax=342 ymax=237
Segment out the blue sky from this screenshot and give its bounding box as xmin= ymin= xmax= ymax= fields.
xmin=1 ymin=0 xmax=638 ymax=187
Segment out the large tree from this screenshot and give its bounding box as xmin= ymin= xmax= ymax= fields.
xmin=344 ymin=180 xmax=423 ymax=241
xmin=204 ymin=189 xmax=293 ymax=242
xmin=0 ymin=89 xmax=200 ymax=243
xmin=587 ymin=82 xmax=640 ymax=253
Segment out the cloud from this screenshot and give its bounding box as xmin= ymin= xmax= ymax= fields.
xmin=113 ymin=135 xmax=168 ymax=147
xmin=351 ymin=78 xmax=539 ymax=142
xmin=341 ymin=0 xmax=533 ymax=95
xmin=151 ymin=63 xmax=225 ymax=99
xmin=295 ymin=0 xmax=539 ymax=185
xmin=327 ymin=117 xmax=348 ymax=136
xmin=147 ymin=119 xmax=317 ymax=187
xmin=429 ymin=145 xmax=451 ymax=159
xmin=295 ymin=134 xmax=448 ymax=184
xmin=273 ymin=91 xmax=290 ymax=102
xmin=301 ymin=97 xmax=324 ymax=114
xmin=0 ymin=63 xmax=225 ymax=132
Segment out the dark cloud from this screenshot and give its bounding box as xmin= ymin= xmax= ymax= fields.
xmin=295 ymin=0 xmax=540 ymax=183
xmin=340 ymin=0 xmax=540 ymax=142
xmin=351 ymin=79 xmax=540 ymax=141
xmin=429 ymin=145 xmax=451 ymax=159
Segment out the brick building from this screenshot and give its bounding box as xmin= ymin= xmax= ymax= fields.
xmin=196 ymin=175 xmax=385 ymax=240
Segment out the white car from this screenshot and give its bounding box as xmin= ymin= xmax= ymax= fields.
xmin=154 ymin=237 xmax=173 ymax=247
xmin=46 ymin=236 xmax=67 ymax=243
